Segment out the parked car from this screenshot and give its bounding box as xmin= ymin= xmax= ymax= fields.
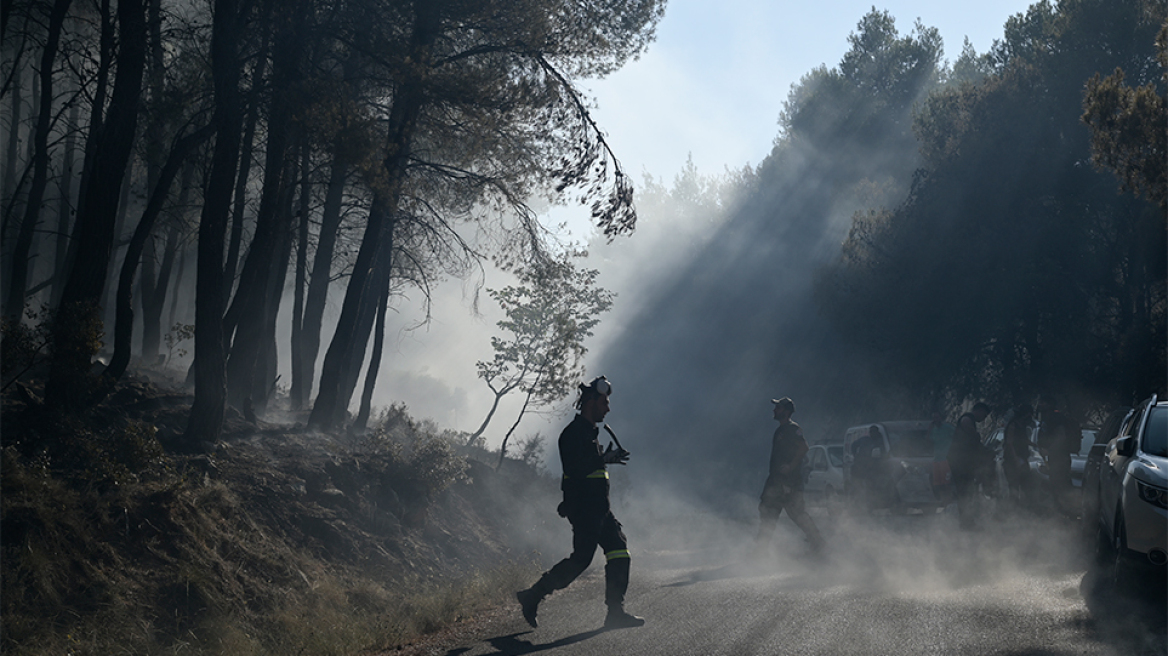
xmin=802 ymin=444 xmax=845 ymax=513
xmin=1080 ymin=407 xmax=1132 ymax=537
xmin=842 ymin=421 xmax=937 ymax=512
xmin=1088 ymin=396 xmax=1167 ymax=596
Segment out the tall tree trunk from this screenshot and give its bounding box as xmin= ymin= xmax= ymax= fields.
xmin=138 ymin=217 xmax=158 ymax=350
xmin=294 ymin=142 xmax=347 ymax=409
xmin=1 ymin=68 xmax=25 ymax=305
xmin=142 ymin=220 xmax=178 ymax=360
xmin=101 ymin=157 xmax=135 ymax=326
xmin=290 ymin=139 xmax=311 ymax=409
xmin=133 ymin=0 xmax=165 ymax=353
xmin=3 ymin=63 xmax=21 ymax=222
xmin=309 ymin=3 xmax=440 ymax=430
xmin=223 ymin=0 xmax=304 ymax=410
xmin=222 ymin=32 xmax=269 ymax=301
xmin=334 ymin=224 xmax=393 ymax=424
xmin=167 ymin=157 xmax=195 ymax=335
xmin=51 ymin=95 xmax=80 ymax=308
xmin=186 ymin=0 xmax=243 ymax=447
xmin=46 ymin=0 xmax=146 ymax=410
xmin=67 ymin=0 xmax=112 ymax=282
xmin=310 ymin=196 xmax=392 ymax=429
xmin=252 ymin=173 xmax=296 ymax=416
xmin=145 ymin=0 xmax=164 ymax=190
xmin=354 ymin=277 xmax=390 ymax=432
xmin=169 ymin=246 xmax=186 ymax=329
xmin=5 ymin=0 xmax=71 ymax=322
xmin=106 ymin=125 xmax=212 ymax=381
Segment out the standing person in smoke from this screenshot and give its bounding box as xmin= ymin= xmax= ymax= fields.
xmin=1001 ymin=404 xmax=1036 ymax=509
xmin=947 ymin=402 xmax=993 ymax=529
xmin=751 ymin=397 xmax=825 ymax=557
xmin=516 ymin=376 xmax=645 ymax=630
xmin=927 ymin=410 xmax=956 ymax=503
xmin=850 ymin=424 xmax=888 ymax=512
xmin=1036 ymin=395 xmax=1079 ymax=517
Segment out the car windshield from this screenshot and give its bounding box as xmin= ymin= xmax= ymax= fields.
xmin=887 ymin=428 xmax=932 ymax=458
xmin=827 ymin=446 xmax=844 ymax=468
xmin=1142 ymin=406 xmax=1167 ymax=457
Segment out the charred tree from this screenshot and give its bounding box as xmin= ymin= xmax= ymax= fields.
xmin=3 ymin=58 xmax=23 ymax=227
xmin=252 ymin=165 xmax=296 ymax=416
xmin=290 ymin=138 xmax=311 ymax=410
xmin=292 ymin=139 xmax=349 ymax=410
xmin=106 ymin=125 xmax=212 ymax=381
xmin=5 ymin=0 xmax=71 ymax=322
xmin=223 ymin=32 xmax=269 ymax=301
xmin=333 ymin=216 xmax=394 ymax=429
xmin=46 ymin=0 xmax=146 ymax=409
xmin=185 ymin=0 xmax=243 ymax=447
xmin=354 ymin=272 xmax=391 ymax=432
xmin=308 ymin=3 xmax=439 ymax=430
xmin=51 ymin=94 xmax=80 ymax=308
xmin=223 ymin=0 xmax=307 ymax=412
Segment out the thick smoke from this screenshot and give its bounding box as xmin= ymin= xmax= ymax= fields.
xmin=586 ymin=142 xmax=921 ymax=512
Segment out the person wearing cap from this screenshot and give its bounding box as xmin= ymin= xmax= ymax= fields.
xmin=752 ymin=397 xmax=825 ymax=557
xmin=516 ymin=376 xmax=644 ymax=630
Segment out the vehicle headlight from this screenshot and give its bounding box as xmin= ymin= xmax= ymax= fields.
xmin=1137 ymin=481 xmax=1168 ymax=510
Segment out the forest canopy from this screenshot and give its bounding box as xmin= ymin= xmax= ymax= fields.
xmin=818 ymin=0 xmax=1166 ymax=407
xmin=1 ymin=0 xmax=664 ymax=445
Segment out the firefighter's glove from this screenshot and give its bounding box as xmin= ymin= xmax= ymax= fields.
xmin=603 ymin=442 xmax=630 ymax=465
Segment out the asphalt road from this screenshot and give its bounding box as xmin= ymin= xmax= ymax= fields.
xmin=404 ymin=507 xmax=1166 ymax=656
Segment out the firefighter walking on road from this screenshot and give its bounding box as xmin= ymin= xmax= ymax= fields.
xmin=751 ymin=397 xmax=825 ymax=558
xmin=516 ymin=376 xmax=645 ymax=630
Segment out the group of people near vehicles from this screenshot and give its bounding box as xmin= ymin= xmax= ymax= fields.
xmin=515 ymin=376 xmax=1084 ymax=630
xmin=852 ymin=397 xmax=1083 ymax=529
xmin=953 ymin=392 xmax=1079 ymax=525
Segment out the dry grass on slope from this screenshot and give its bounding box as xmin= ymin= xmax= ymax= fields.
xmin=1 ymin=379 xmax=557 ymax=656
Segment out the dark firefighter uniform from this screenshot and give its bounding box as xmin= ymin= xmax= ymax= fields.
xmin=525 ymin=414 xmax=631 ymax=612
xmin=755 ymin=419 xmax=824 ymax=551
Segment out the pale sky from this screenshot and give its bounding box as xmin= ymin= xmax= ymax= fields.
xmin=585 ymin=0 xmax=1035 ymax=185
xmin=363 ymin=0 xmax=1038 ymax=444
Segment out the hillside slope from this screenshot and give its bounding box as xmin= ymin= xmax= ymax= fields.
xmin=1 ymin=373 xmax=559 ymax=655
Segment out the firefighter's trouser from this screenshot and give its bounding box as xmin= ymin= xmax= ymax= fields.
xmin=755 ymin=487 xmax=824 ymax=550
xmin=531 ymin=508 xmax=630 ymax=609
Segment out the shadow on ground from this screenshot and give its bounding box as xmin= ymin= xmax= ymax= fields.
xmin=444 ymin=629 xmax=607 ymax=656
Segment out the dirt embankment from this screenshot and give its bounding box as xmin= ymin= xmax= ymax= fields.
xmin=1 ymin=373 xmax=560 ymax=655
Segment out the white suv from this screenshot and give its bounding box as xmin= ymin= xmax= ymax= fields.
xmin=1093 ymin=396 xmax=1168 ymax=594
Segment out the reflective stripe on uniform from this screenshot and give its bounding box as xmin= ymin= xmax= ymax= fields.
xmin=563 ymin=469 xmax=610 ymax=480
xmin=605 ymin=548 xmax=630 ymax=561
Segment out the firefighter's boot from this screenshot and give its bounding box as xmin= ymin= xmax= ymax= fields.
xmin=602 ymin=552 xmax=642 ymax=628
xmin=516 ymin=587 xmax=544 ymax=628
xmin=604 ymin=605 xmax=645 ymax=629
